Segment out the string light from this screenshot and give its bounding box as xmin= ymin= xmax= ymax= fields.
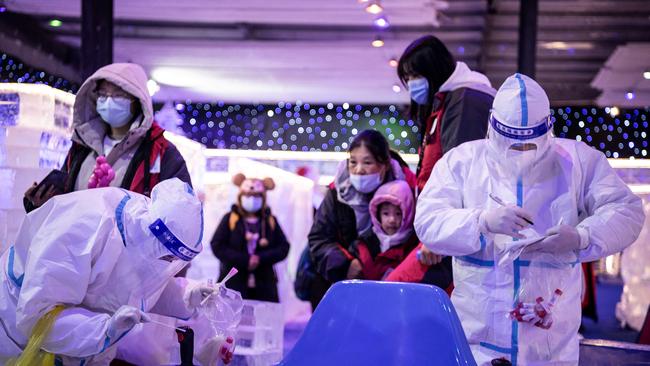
xmin=365 ymin=2 xmax=383 ymax=14
xmin=49 ymin=19 xmax=62 ymax=27
xmin=374 ymin=16 xmax=389 ymax=28
xmin=2 ymin=53 xmax=648 ymax=160
xmin=553 ymin=106 xmax=648 ymax=159
xmin=644 ymin=71 xmax=650 ymax=80
xmin=0 ymin=53 xmax=78 ymax=93
xmin=371 ymin=37 xmax=384 ymax=48
xmin=170 ymin=100 xmax=417 ymax=153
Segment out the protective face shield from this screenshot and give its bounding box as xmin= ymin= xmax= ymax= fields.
xmin=350 ymin=172 xmax=382 ymax=193
xmin=97 ymin=96 xmax=134 ymax=128
xmin=487 ymin=73 xmax=553 ymax=173
xmin=113 ymin=179 xmax=204 ymax=306
xmin=407 ymin=78 xmax=430 ymax=105
xmin=241 ymin=195 xmax=263 ymax=213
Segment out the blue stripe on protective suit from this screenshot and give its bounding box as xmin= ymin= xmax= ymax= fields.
xmin=7 ymin=246 xmax=24 ymax=288
xmin=515 ymin=73 xmax=528 ymax=127
xmin=458 ymin=234 xmax=492 ymax=266
xmin=457 ymin=255 xmax=495 ymax=267
xmin=196 ymin=205 xmax=204 ymax=246
xmin=480 ymin=341 xmax=512 ymax=355
xmin=510 ymin=176 xmax=524 ymax=365
xmin=115 ymin=192 xmax=132 ymax=246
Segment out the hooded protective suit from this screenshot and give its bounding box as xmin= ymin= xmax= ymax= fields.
xmin=0 ymin=178 xmax=203 ymax=365
xmin=415 ymin=74 xmax=644 ymax=365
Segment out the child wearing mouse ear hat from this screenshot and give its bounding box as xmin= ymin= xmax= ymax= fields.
xmin=209 ymin=173 xmax=291 ymax=302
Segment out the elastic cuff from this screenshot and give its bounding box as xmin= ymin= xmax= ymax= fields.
xmin=577 ymin=227 xmax=590 ymax=250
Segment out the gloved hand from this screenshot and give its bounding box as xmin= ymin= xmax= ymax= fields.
xmin=525 ymin=225 xmax=582 ymax=253
xmin=480 ymin=205 xmax=534 ymax=239
xmin=88 ymin=156 xmax=115 ymax=189
xmin=184 ymin=282 xmax=216 ymax=309
xmin=106 ymin=305 xmax=148 ymax=339
xmin=417 ymin=245 xmax=443 ymax=266
xmin=196 ymin=335 xmax=236 ymax=365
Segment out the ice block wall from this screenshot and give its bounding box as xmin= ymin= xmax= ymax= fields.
xmin=163 ymin=130 xmax=207 ymax=194
xmin=0 ymin=83 xmax=74 ymax=253
xmin=614 ymin=161 xmax=650 ymax=331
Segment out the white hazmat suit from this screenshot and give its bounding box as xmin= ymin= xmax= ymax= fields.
xmin=415 ymin=73 xmax=644 ymax=365
xmin=0 ymin=178 xmax=204 ymax=365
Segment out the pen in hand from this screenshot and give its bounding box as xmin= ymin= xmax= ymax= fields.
xmin=489 ymin=193 xmax=535 ymax=226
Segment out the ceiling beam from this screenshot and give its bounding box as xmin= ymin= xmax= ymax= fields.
xmin=0 ymin=11 xmax=81 ymax=82
xmin=495 ymin=0 xmax=650 ymax=16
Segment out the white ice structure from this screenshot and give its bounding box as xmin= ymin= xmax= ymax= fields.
xmin=614 ymin=160 xmax=650 ymax=331
xmin=230 ymin=300 xmax=284 ymax=366
xmin=0 ymin=83 xmax=74 ymax=253
xmin=164 ymin=130 xmax=206 ymax=195
xmin=184 ymin=155 xmax=313 ymax=365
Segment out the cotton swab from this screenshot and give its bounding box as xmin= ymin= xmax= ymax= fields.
xmin=142 ymin=315 xmax=185 ymax=332
xmin=143 ymin=316 xmax=186 ymax=332
xmin=200 ymin=267 xmax=239 ymax=306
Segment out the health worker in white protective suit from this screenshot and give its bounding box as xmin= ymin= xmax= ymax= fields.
xmin=0 ymin=178 xmax=228 ymax=365
xmin=414 ymin=73 xmax=644 ymax=365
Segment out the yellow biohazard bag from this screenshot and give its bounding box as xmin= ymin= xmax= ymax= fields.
xmin=6 ymin=305 xmax=65 ymax=366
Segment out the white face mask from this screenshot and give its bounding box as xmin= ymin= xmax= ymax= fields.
xmin=241 ymin=196 xmax=263 ymax=213
xmin=350 ymin=173 xmax=382 ymax=193
xmin=97 ymin=96 xmax=134 ymax=128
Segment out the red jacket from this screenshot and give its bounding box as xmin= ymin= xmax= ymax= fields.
xmin=355 ymin=233 xmax=420 ymax=281
xmin=416 ymin=88 xmax=493 ymax=193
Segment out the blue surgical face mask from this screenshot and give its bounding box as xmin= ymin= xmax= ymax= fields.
xmin=407 ymin=78 xmax=430 ymax=105
xmin=241 ymin=196 xmax=263 ymax=213
xmin=349 ymin=173 xmax=382 ymax=194
xmin=97 ymin=96 xmax=134 ymax=128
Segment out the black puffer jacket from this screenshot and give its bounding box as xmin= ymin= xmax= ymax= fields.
xmin=308 ymin=187 xmax=358 ymax=283
xmin=211 ymin=206 xmax=290 ymax=302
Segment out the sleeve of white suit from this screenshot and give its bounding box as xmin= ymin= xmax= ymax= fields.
xmin=575 ymin=144 xmax=645 ymax=262
xmin=414 ymin=150 xmax=484 ymax=256
xmin=14 ymin=203 xmax=118 ymax=358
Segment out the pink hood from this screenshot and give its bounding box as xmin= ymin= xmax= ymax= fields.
xmin=369 ymin=180 xmax=415 ymax=250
